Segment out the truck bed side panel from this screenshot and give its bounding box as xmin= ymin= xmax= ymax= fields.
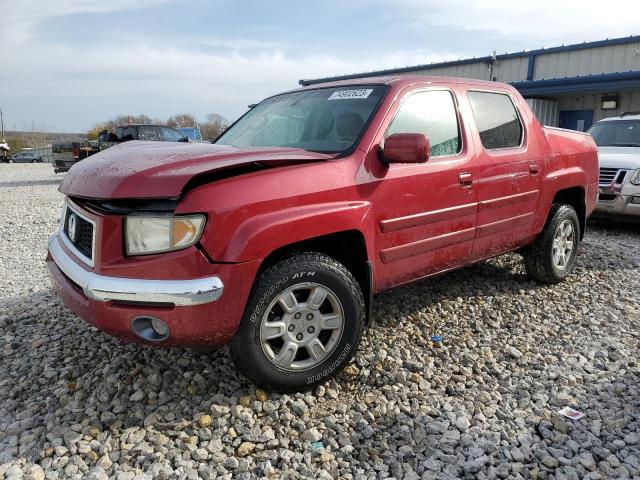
xmin=534 ymin=127 xmax=599 ymax=234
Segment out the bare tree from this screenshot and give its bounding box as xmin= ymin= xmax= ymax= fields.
xmin=201 ymin=113 xmax=229 ymax=141
xmin=86 ymin=113 xmax=229 ymax=141
xmin=167 ymin=113 xmax=198 ymax=129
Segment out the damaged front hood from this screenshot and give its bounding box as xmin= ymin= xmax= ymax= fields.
xmin=60 ymin=141 xmax=335 ymax=199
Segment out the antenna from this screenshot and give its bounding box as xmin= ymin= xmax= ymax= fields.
xmin=0 ymin=107 xmax=4 ymax=141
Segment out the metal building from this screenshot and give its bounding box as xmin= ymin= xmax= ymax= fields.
xmin=300 ymin=35 xmax=640 ymax=131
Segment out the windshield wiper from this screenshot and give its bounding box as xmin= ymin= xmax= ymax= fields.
xmin=601 ymin=143 xmax=640 ymax=147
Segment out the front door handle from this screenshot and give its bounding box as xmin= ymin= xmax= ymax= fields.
xmin=529 ymin=164 xmax=540 ymax=175
xmin=459 ymin=172 xmax=473 ymax=188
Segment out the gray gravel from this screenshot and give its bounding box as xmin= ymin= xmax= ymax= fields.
xmin=1 ymin=164 xmax=639 ymax=479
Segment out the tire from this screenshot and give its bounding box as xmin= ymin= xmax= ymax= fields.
xmin=523 ymin=204 xmax=580 ymax=284
xmin=231 ymin=252 xmax=365 ymax=392
xmin=31 ymin=160 xmax=37 ymax=163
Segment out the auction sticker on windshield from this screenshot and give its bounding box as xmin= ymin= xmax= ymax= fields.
xmin=328 ymin=89 xmax=373 ymax=100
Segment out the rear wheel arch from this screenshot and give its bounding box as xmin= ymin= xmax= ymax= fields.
xmin=549 ymin=186 xmax=586 ymax=239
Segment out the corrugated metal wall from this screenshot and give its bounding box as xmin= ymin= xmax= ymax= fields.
xmin=558 ymin=91 xmax=640 ymax=122
xmin=412 ymin=57 xmax=528 ymax=82
xmin=526 ymin=98 xmax=559 ymax=126
xmin=397 ymin=41 xmax=640 ymax=83
xmin=534 ymin=42 xmax=640 ymax=80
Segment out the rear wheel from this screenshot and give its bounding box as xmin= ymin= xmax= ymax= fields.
xmin=231 ymin=252 xmax=365 ymax=392
xmin=8 ymin=159 xmax=14 ymax=163
xmin=523 ymin=204 xmax=580 ymax=284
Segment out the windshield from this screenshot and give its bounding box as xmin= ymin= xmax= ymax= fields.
xmin=588 ymin=120 xmax=640 ymax=147
xmin=216 ymin=86 xmax=387 ymax=153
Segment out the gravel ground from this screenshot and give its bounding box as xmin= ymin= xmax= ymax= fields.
xmin=1 ymin=164 xmax=639 ymax=480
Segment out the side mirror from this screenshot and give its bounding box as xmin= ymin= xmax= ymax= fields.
xmin=379 ymin=133 xmax=430 ymax=164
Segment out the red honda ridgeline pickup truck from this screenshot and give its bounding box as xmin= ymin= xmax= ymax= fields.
xmin=48 ymin=76 xmax=598 ymax=391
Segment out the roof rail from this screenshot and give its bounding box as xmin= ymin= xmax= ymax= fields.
xmin=620 ymin=111 xmax=640 ymax=117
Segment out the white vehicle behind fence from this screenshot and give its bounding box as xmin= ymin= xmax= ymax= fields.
xmin=589 ymin=113 xmax=640 ymax=218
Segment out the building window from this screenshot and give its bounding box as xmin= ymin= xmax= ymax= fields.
xmin=468 ymin=91 xmax=523 ymax=150
xmin=385 ymin=90 xmax=461 ymax=158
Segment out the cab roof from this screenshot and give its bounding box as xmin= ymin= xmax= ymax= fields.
xmin=296 ymin=74 xmax=509 ymax=91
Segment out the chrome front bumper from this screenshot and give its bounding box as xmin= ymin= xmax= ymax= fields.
xmin=596 ymin=193 xmax=640 ymax=217
xmin=48 ymin=233 xmax=224 ymax=306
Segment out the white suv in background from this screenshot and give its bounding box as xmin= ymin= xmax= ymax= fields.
xmin=589 ymin=113 xmax=640 ymax=218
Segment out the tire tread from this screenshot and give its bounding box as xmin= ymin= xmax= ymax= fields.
xmin=523 ymin=204 xmax=579 ymax=284
xmin=231 ymin=252 xmax=365 ymax=392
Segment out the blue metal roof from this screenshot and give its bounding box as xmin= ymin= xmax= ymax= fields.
xmin=512 ymin=71 xmax=640 ymax=96
xmin=300 ymin=35 xmax=640 ymax=87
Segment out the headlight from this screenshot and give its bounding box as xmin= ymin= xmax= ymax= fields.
xmin=125 ymin=215 xmax=206 ymax=255
xmin=630 ymin=169 xmax=640 ymax=186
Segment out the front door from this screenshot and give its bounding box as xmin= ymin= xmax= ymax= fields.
xmin=369 ymin=87 xmax=478 ymax=290
xmin=559 ymin=109 xmax=594 ymax=132
xmin=466 ymin=89 xmax=542 ymax=260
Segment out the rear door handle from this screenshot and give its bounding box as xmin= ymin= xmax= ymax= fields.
xmin=459 ymin=172 xmax=473 ymax=188
xmin=529 ymin=164 xmax=540 ymax=175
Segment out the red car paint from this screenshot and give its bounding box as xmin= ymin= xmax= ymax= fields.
xmin=48 ymin=76 xmax=598 ymax=346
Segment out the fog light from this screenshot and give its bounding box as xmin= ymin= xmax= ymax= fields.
xmin=131 ymin=316 xmax=170 ymax=342
xmin=151 ymin=317 xmax=169 ymax=336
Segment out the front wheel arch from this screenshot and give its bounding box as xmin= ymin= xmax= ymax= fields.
xmin=231 ymin=251 xmax=365 ymax=392
xmin=256 ymin=230 xmax=373 ymax=324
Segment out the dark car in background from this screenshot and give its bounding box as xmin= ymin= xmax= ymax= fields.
xmin=115 ymin=124 xmax=188 ymax=142
xmin=8 ymin=151 xmax=43 ymax=163
xmin=53 ymin=124 xmax=188 ymax=173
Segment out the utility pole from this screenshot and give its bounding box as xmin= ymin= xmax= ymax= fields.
xmin=488 ymin=50 xmax=497 ymax=82
xmin=0 ymin=108 xmax=7 ymax=161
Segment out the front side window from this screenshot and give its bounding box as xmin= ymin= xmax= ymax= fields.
xmin=216 ymin=86 xmax=387 ymax=154
xmin=588 ymin=120 xmax=640 ymax=147
xmin=468 ymin=91 xmax=523 ymax=150
xmin=119 ymin=127 xmax=136 ymax=141
xmin=384 ymin=90 xmax=461 ymax=157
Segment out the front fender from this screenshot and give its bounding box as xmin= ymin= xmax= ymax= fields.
xmin=215 ymin=201 xmax=373 ymax=262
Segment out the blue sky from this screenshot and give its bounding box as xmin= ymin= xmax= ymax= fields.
xmin=1 ymin=0 xmax=638 ymax=132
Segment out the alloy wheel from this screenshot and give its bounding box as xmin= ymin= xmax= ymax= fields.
xmin=259 ymin=282 xmax=344 ymax=371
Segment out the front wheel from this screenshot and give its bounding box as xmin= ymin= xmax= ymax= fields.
xmin=523 ymin=204 xmax=580 ymax=284
xmin=231 ymin=252 xmax=365 ymax=392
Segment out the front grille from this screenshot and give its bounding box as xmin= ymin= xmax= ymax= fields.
xmin=64 ymin=207 xmax=94 ymax=260
xmin=599 ymin=168 xmax=617 ymax=184
xmin=599 ymin=167 xmax=627 ymax=185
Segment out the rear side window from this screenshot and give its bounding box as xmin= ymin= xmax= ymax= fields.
xmin=385 ymin=90 xmax=461 ymax=157
xmin=468 ymin=91 xmax=523 ymax=150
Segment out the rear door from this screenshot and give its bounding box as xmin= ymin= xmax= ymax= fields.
xmin=370 ymin=87 xmax=478 ymax=289
xmin=466 ymin=89 xmax=542 ymax=259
